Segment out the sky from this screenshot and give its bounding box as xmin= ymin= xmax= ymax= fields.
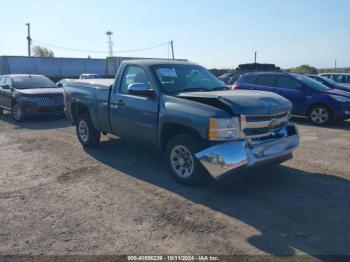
xmin=1 ymin=0 xmax=349 ymax=69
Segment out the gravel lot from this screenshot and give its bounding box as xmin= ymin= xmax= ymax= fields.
xmin=0 ymin=113 xmax=349 ymax=256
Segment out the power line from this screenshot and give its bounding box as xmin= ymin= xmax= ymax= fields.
xmin=32 ymin=40 xmax=170 ymax=55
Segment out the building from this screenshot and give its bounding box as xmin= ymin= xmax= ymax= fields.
xmin=0 ymin=56 xmax=185 ymax=81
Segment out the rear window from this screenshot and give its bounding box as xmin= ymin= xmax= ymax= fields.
xmin=12 ymin=75 xmax=56 ymax=89
xmin=256 ymin=74 xmax=274 ymax=87
xmin=243 ymin=75 xmax=257 ymax=84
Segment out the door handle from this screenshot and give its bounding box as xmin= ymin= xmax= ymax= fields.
xmin=111 ymin=100 xmax=126 ymax=108
xmin=116 ymin=100 xmax=126 ymax=106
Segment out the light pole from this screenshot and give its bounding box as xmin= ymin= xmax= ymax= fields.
xmin=170 ymin=40 xmax=174 ymax=60
xmin=254 ymin=51 xmax=257 ymax=64
xmin=106 ymin=31 xmax=114 ymax=57
xmin=25 ymin=23 xmax=31 ymax=57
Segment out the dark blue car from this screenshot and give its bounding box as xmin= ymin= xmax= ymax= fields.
xmin=234 ymin=72 xmax=350 ymax=125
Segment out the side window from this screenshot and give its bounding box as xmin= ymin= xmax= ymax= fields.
xmin=256 ymin=74 xmax=274 ymax=87
xmin=120 ymin=66 xmax=151 ymax=94
xmin=275 ymin=76 xmax=301 ymax=90
xmin=344 ymin=75 xmax=350 ymax=83
xmin=334 ymin=75 xmax=344 ymax=83
xmin=4 ymin=77 xmax=12 ymax=86
xmin=243 ymin=75 xmax=257 ymax=84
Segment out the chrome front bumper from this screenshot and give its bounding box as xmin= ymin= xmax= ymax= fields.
xmin=195 ymin=124 xmax=299 ymax=180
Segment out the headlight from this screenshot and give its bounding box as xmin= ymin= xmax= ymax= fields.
xmin=330 ymin=95 xmax=350 ymax=103
xmin=208 ymin=117 xmax=240 ymax=140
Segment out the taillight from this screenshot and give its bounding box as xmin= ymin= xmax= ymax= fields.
xmin=232 ymin=82 xmax=240 ymax=89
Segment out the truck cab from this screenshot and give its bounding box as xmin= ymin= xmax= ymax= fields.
xmin=64 ymin=60 xmax=299 ymax=185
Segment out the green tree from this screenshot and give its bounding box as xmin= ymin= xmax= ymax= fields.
xmin=288 ymin=65 xmax=317 ymax=74
xmin=32 ymin=45 xmax=54 ymax=57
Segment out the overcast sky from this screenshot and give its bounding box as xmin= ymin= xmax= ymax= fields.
xmin=1 ymin=0 xmax=349 ymax=69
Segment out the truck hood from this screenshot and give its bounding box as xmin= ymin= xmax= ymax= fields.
xmin=177 ymin=90 xmax=292 ymax=115
xmin=16 ymin=88 xmax=64 ymax=95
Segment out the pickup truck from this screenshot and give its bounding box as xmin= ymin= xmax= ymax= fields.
xmin=64 ymin=59 xmax=299 ymax=185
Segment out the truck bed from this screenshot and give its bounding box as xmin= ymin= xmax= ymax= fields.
xmin=65 ymin=79 xmax=115 ymax=132
xmin=68 ymin=79 xmax=115 ymax=89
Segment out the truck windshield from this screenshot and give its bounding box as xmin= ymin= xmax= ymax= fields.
xmin=152 ymin=64 xmax=228 ymax=94
xmin=12 ymin=75 xmax=57 ymax=89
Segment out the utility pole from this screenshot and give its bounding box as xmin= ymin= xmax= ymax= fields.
xmin=25 ymin=23 xmax=31 ymax=57
xmin=106 ymin=31 xmax=114 ymax=57
xmin=254 ymin=51 xmax=257 ymax=64
xmin=170 ymin=40 xmax=174 ymax=60
xmin=334 ymin=59 xmax=337 ymax=72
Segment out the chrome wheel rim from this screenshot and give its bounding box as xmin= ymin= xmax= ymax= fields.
xmin=311 ymin=107 xmax=328 ymax=124
xmin=78 ymin=120 xmax=89 ymax=143
xmin=13 ymin=104 xmax=22 ymax=121
xmin=170 ymin=145 xmax=194 ymax=178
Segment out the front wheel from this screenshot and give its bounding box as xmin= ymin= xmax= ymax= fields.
xmin=12 ymin=103 xmax=25 ymax=122
xmin=76 ymin=114 xmax=101 ymax=148
xmin=165 ymin=134 xmax=206 ymax=186
xmin=308 ymin=105 xmax=332 ymax=125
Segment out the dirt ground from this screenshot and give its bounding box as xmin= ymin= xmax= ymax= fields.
xmin=0 ymin=112 xmax=349 ymax=256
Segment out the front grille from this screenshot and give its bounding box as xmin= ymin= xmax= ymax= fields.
xmin=245 ymin=112 xmax=289 ymax=122
xmin=241 ymin=111 xmax=290 ymax=139
xmin=31 ymin=95 xmax=64 ymax=106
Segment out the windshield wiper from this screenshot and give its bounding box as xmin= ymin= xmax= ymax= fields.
xmin=179 ymin=87 xmax=209 ymax=92
xmin=210 ymin=86 xmax=230 ymax=91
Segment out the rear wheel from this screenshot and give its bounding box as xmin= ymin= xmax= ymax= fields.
xmin=76 ymin=114 xmax=101 ymax=148
xmin=12 ymin=103 xmax=25 ymax=122
xmin=308 ymin=105 xmax=332 ymax=125
xmin=165 ymin=134 xmax=206 ymax=186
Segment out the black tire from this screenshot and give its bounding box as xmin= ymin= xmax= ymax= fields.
xmin=308 ymin=105 xmax=332 ymax=125
xmin=76 ymin=113 xmax=101 ymax=148
xmin=165 ymin=134 xmax=206 ymax=186
xmin=12 ymin=103 xmax=25 ymax=122
xmin=0 ymin=109 xmax=3 ymax=115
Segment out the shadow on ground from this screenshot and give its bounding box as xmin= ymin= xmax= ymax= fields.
xmin=0 ymin=112 xmax=70 ymax=130
xmin=85 ymin=137 xmax=350 ymax=256
xmin=292 ymin=116 xmax=350 ymax=131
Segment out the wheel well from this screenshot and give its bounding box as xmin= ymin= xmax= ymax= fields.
xmin=71 ymin=103 xmax=89 ymax=123
xmin=160 ymin=123 xmax=202 ymax=151
xmin=307 ymin=103 xmax=333 ymax=117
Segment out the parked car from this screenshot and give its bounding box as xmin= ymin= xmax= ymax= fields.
xmin=64 ymin=60 xmax=299 ymax=185
xmin=227 ymin=75 xmax=240 ymax=85
xmin=56 ymin=78 xmax=74 ymax=87
xmin=218 ymin=73 xmax=236 ymax=84
xmin=234 ymin=72 xmax=350 ymax=125
xmin=79 ymin=73 xmax=102 ymax=79
xmin=0 ymin=74 xmax=64 ymax=121
xmin=307 ymin=74 xmax=350 ymax=92
xmin=320 ymin=73 xmax=350 ymax=87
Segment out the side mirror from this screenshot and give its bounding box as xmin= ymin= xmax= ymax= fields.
xmin=57 ymin=83 xmax=63 ymax=88
xmin=128 ymin=83 xmax=154 ymax=96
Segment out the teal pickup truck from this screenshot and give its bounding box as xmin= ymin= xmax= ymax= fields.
xmin=64 ymin=59 xmax=299 ymax=185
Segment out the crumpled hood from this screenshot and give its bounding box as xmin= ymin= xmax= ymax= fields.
xmin=177 ymin=90 xmax=292 ymax=115
xmin=16 ymin=88 xmax=64 ymax=96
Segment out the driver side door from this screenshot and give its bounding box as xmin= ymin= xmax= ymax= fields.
xmin=109 ymin=65 xmax=159 ymax=145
